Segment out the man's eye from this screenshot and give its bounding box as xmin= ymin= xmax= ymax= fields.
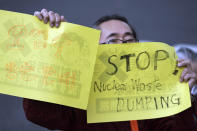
xmin=126 ymin=39 xmax=136 ymax=43
xmin=108 ymin=39 xmax=121 ymax=44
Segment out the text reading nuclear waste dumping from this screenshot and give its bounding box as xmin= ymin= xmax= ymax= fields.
xmin=94 ymin=50 xmax=180 ymax=113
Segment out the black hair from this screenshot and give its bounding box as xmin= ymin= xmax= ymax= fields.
xmin=177 ymin=47 xmax=197 ymax=62
xmin=93 ymin=14 xmax=138 ymax=41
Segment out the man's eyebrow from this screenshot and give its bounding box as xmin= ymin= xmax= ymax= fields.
xmin=106 ymin=32 xmax=134 ymax=39
xmin=106 ymin=33 xmax=119 ymax=39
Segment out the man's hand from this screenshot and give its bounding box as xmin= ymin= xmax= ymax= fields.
xmin=178 ymin=59 xmax=197 ymax=89
xmin=34 ymin=9 xmax=65 ymax=28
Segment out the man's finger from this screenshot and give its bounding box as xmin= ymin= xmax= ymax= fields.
xmin=61 ymin=15 xmax=66 ymax=22
xmin=49 ymin=11 xmax=56 ymax=27
xmin=180 ymin=68 xmax=188 ymax=82
xmin=177 ymin=59 xmax=184 ymax=63
xmin=55 ymin=13 xmax=61 ymax=28
xmin=178 ymin=59 xmax=191 ymax=67
xmin=183 ymin=73 xmax=192 ymax=82
xmin=34 ymin=11 xmax=42 ymax=20
xmin=41 ymin=9 xmax=49 ymax=24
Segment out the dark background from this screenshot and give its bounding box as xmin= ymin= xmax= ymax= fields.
xmin=0 ymin=0 xmax=197 ymax=130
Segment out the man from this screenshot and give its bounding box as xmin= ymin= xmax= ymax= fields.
xmin=23 ymin=9 xmax=197 ymax=131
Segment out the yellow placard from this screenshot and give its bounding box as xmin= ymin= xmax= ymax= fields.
xmin=87 ymin=42 xmax=191 ymax=123
xmin=0 ymin=10 xmax=100 ymax=109
xmin=0 ymin=10 xmax=191 ymax=122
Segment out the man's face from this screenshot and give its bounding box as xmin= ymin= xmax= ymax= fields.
xmin=98 ymin=20 xmax=136 ymax=44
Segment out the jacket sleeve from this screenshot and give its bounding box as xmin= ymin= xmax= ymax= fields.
xmin=138 ymin=108 xmax=196 ymax=131
xmin=23 ymin=98 xmax=74 ymax=130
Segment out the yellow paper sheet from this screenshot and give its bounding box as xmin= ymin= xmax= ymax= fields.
xmin=0 ymin=10 xmax=100 ymax=109
xmin=87 ymin=42 xmax=191 ymax=123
